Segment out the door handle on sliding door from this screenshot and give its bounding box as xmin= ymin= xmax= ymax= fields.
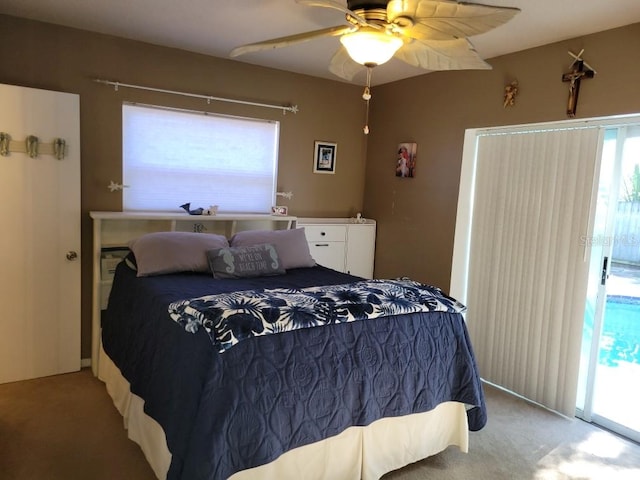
xmin=601 ymin=256 xmax=609 ymax=286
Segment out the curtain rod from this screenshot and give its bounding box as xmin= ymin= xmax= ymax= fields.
xmin=93 ymin=79 xmax=299 ymax=114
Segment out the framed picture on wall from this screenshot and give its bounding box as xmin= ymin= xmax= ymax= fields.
xmin=271 ymin=205 xmax=289 ymax=216
xmin=313 ymin=141 xmax=337 ymax=174
xmin=395 ymin=142 xmax=417 ymax=178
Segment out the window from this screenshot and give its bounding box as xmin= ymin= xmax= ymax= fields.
xmin=123 ymin=103 xmax=279 ymax=213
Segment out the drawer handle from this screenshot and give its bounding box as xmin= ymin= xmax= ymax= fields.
xmin=314 ymin=243 xmax=330 ymax=247
xmin=321 ymin=231 xmax=326 ymax=236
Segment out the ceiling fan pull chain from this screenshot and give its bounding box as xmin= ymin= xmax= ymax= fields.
xmin=363 ymin=99 xmax=370 ymax=135
xmin=363 ymin=66 xmax=373 ymax=135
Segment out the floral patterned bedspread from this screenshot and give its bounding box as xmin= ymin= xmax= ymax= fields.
xmin=168 ymin=278 xmax=466 ymax=353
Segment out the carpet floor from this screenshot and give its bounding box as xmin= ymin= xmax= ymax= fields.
xmin=1 ymin=369 xmax=639 ymax=479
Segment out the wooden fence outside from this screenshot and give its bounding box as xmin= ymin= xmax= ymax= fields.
xmin=614 ymin=201 xmax=640 ymax=265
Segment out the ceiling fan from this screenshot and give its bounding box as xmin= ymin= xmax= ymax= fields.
xmin=230 ymin=0 xmax=521 ymax=81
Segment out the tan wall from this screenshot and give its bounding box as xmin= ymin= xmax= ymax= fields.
xmin=0 ymin=15 xmax=367 ymax=358
xmin=4 ymin=13 xmax=639 ymax=358
xmin=365 ymin=23 xmax=640 ymax=292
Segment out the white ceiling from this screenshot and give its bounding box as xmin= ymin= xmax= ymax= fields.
xmin=2 ymin=0 xmax=640 ymax=86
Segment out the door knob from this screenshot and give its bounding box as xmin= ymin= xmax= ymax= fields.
xmin=66 ymin=251 xmax=78 ymax=261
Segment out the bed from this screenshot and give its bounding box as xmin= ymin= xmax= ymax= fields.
xmin=97 ymin=227 xmax=486 ymax=480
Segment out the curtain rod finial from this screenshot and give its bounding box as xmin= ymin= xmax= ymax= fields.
xmin=108 ymin=181 xmax=128 ymax=192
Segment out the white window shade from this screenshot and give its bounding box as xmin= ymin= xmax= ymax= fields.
xmin=123 ymin=104 xmax=279 ymax=213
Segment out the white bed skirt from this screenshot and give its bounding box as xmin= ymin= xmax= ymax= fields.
xmin=98 ymin=345 xmax=469 ymax=480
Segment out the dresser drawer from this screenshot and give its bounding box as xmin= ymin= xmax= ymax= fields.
xmin=308 ymin=242 xmax=345 ymax=271
xmin=301 ymin=224 xmax=346 ymax=242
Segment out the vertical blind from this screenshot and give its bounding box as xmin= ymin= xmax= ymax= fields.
xmin=466 ymin=127 xmax=601 ymax=416
xmin=123 ymin=104 xmax=279 ymax=213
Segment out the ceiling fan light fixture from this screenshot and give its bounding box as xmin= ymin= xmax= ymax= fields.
xmin=340 ymin=30 xmax=403 ymax=66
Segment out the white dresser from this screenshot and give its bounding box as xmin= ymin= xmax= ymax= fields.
xmin=296 ymin=218 xmax=376 ymax=279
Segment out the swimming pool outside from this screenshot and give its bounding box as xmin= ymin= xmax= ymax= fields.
xmin=587 ymin=264 xmax=640 ymax=366
xmin=591 ymin=263 xmax=640 ymax=435
xmin=599 ymin=295 xmax=640 ymax=366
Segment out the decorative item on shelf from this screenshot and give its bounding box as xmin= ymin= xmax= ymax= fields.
xmin=180 ymin=202 xmax=204 ymax=215
xmin=0 ymin=132 xmax=10 ymax=156
xmin=313 ymin=141 xmax=337 ymax=174
xmin=503 ymin=80 xmax=519 ymax=108
xmin=395 ymin=142 xmax=417 ymax=178
xmin=204 ymin=205 xmax=219 ymax=216
xmin=107 ymin=181 xmax=129 ymax=192
xmin=271 ymin=206 xmax=289 ymax=216
xmin=180 ymin=203 xmax=220 ymax=215
xmin=562 ymin=49 xmax=596 ymax=118
xmin=25 ymin=135 xmax=38 ymax=158
xmin=352 ymin=212 xmax=366 ymax=224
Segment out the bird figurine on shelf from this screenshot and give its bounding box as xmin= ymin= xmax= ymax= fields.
xmin=180 ymin=203 xmax=204 ymax=215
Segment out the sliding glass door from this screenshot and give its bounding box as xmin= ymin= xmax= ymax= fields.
xmin=452 ymin=115 xmax=640 ymax=433
xmin=578 ymin=125 xmax=640 ymax=443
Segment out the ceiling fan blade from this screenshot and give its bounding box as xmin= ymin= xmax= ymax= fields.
xmin=394 ymin=37 xmax=491 ymax=71
xmin=328 ymin=46 xmax=363 ymax=81
xmin=295 ymin=0 xmax=371 ymax=27
xmin=230 ymin=25 xmax=354 ymax=58
xmin=387 ymin=0 xmax=520 ymax=41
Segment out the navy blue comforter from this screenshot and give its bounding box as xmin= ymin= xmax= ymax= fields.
xmin=102 ymin=263 xmax=486 ymax=480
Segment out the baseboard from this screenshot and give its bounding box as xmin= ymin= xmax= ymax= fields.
xmin=481 ymin=379 xmax=571 ymax=420
xmin=81 ymin=358 xmax=92 ymax=368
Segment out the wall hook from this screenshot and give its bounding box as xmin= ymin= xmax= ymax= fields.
xmin=0 ymin=132 xmax=10 ymax=156
xmin=53 ymin=138 xmax=66 ymax=160
xmin=25 ymin=135 xmax=38 ymax=158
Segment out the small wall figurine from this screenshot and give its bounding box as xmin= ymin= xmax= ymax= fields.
xmin=504 ymin=80 xmax=519 ymax=108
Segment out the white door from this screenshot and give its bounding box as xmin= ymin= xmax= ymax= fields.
xmin=0 ymin=84 xmax=81 ymax=384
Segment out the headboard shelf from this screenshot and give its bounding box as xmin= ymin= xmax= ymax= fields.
xmin=89 ymin=210 xmax=298 ymax=375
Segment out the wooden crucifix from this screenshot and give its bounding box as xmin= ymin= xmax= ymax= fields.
xmin=562 ymin=50 xmax=596 ymax=117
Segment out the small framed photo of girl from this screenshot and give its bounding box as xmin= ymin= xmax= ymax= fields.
xmin=395 ymin=142 xmax=417 ymax=178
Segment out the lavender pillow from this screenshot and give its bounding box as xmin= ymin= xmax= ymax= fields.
xmin=128 ymin=231 xmax=229 ymax=277
xmin=229 ymin=228 xmax=315 ymax=270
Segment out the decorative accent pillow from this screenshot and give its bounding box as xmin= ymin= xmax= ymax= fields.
xmin=128 ymin=231 xmax=229 ymax=277
xmin=229 ymin=228 xmax=316 ymax=270
xmin=207 ymin=244 xmax=286 ymax=279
